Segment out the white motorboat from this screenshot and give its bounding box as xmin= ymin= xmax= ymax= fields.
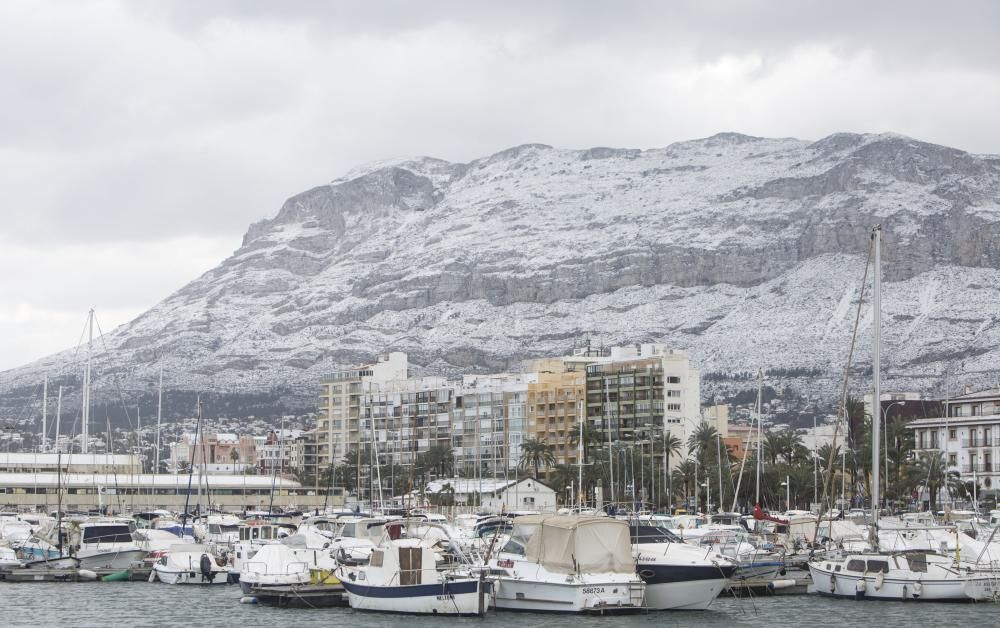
xmin=0 ymin=545 xmax=22 ymax=568
xmin=692 ymin=529 xmax=784 ymax=581
xmin=328 ymin=517 xmax=389 ymax=563
xmin=630 ymin=523 xmax=736 ymax=610
xmin=239 ymin=541 xmax=338 ymax=594
xmin=152 ymin=544 xmax=229 ymax=584
xmin=337 ymin=537 xmax=491 ymax=616
xmin=72 ymin=520 xmax=147 ymax=570
xmin=488 ymin=515 xmax=645 ymax=614
xmin=194 ymin=513 xmax=243 ymax=546
xmin=228 ymin=520 xmax=296 ymax=582
xmin=809 ymin=551 xmax=999 ymax=601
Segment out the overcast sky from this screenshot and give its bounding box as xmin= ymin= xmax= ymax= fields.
xmin=2 ymin=1 xmax=999 ymax=371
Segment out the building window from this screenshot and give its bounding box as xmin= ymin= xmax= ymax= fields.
xmin=666 ymin=404 xmax=681 ymax=412
xmin=666 ymin=376 xmax=681 ymax=384
xmin=948 ymin=453 xmax=957 ymax=466
xmin=949 ymin=429 xmax=956 ymax=441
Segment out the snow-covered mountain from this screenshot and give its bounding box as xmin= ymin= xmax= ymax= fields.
xmin=4 ymin=132 xmax=1000 ymax=415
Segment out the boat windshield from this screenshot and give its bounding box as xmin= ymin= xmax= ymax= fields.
xmin=82 ymin=525 xmax=133 ymax=544
xmin=629 ymin=525 xmax=682 ymax=543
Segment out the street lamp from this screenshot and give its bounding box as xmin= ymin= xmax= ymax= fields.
xmin=780 ymin=475 xmax=790 ymax=512
xmin=882 ymin=401 xmax=906 ymax=510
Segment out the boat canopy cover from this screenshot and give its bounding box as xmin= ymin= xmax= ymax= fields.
xmin=516 ymin=515 xmax=633 ymax=575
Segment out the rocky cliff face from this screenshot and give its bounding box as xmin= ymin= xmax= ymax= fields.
xmin=3 ymin=132 xmax=1000 ymax=414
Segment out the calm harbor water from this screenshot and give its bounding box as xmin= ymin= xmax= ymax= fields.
xmin=2 ymin=583 xmax=997 ymax=627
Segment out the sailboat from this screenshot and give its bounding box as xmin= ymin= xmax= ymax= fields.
xmin=808 ymin=225 xmax=998 ymax=601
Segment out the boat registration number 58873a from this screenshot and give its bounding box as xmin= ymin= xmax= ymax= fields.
xmin=581 ymin=587 xmax=605 ymax=594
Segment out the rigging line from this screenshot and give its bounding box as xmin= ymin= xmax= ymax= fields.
xmin=105 ymin=406 xmax=124 ymax=514
xmin=92 ymin=314 xmax=139 ymax=434
xmin=812 ymin=237 xmax=874 ymax=550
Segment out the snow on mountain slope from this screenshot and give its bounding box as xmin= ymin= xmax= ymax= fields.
xmin=3 ymin=132 xmax=999 ymax=413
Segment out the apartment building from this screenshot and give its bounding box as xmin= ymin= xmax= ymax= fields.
xmin=528 ymin=370 xmax=586 ymax=467
xmin=455 ymin=374 xmax=521 ymax=477
xmin=316 ymin=352 xmax=408 ymax=470
xmin=908 ymin=387 xmax=1000 ymax=490
xmin=361 ymin=376 xmax=455 ymax=468
xmin=584 ymin=344 xmax=701 ymax=462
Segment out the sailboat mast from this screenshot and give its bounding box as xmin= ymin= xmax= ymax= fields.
xmin=755 ymin=370 xmax=762 ymax=505
xmin=82 ymin=309 xmax=94 ymax=454
xmin=605 ymin=375 xmax=615 ymax=505
xmin=155 ymin=368 xmax=163 ymax=474
xmin=577 ymin=403 xmax=583 ymax=507
xmin=871 ymin=225 xmax=882 ymax=546
xmin=716 ymin=429 xmax=724 ymax=514
xmin=55 ymin=386 xmax=64 ymax=556
xmin=181 ymin=396 xmax=203 ymax=533
xmin=41 ymin=377 xmax=48 ymax=452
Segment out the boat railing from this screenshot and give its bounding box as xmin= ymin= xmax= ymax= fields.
xmin=243 ymin=560 xmax=309 ymax=576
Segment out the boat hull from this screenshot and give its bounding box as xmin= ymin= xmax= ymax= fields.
xmin=636 ymin=561 xmax=734 ymax=610
xmin=341 ymin=577 xmax=491 ymax=615
xmin=239 ymin=573 xmax=309 ymax=595
xmin=77 ymin=550 xmax=147 ymax=570
xmin=153 ymin=567 xmax=229 ymax=585
xmin=732 ymin=561 xmax=784 ymax=581
xmin=492 ymin=577 xmax=645 ymax=614
xmin=809 ymin=563 xmax=998 ymax=601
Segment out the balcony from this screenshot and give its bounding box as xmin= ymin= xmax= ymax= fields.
xmin=961 ymin=464 xmax=994 ymax=473
xmin=961 ymin=438 xmax=1000 ymax=448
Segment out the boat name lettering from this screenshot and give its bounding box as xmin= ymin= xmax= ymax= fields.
xmin=581 ymin=587 xmax=605 ymax=594
xmin=497 ymin=559 xmax=514 ymax=568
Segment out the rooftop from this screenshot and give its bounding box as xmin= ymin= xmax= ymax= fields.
xmin=907 ymin=414 xmax=1000 ymax=428
xmin=948 ymin=388 xmax=1000 ymax=402
xmin=0 ymin=453 xmax=138 ymax=465
xmin=0 ymin=472 xmax=302 ymax=488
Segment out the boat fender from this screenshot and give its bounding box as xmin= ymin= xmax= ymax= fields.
xmin=239 ymin=596 xmax=258 ymax=604
xmin=912 ymin=581 xmax=922 ymax=599
xmin=874 ymin=572 xmax=884 ymax=591
xmin=770 ymin=579 xmax=796 ymax=590
xmin=829 ymin=573 xmax=837 ymax=593
xmin=855 ymin=578 xmax=866 ymax=598
xmin=77 ymin=569 xmax=98 ymax=581
xmin=148 ymin=569 xmax=157 ymax=583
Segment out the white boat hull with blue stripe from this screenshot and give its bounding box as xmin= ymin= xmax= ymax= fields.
xmin=336 ymin=538 xmax=491 ymax=616
xmin=340 ymin=575 xmax=490 ymax=615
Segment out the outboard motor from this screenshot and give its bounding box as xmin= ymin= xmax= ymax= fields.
xmin=200 ymin=554 xmax=213 ymax=583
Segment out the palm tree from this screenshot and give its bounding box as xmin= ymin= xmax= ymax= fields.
xmin=229 ymin=448 xmax=240 ymax=474
xmin=907 ymin=452 xmax=963 ymax=512
xmin=687 ymin=422 xmax=719 ymax=464
xmin=548 ymin=464 xmax=577 ymax=505
xmin=886 ymin=417 xmax=914 ymax=503
xmin=420 ymin=445 xmax=454 ymax=478
xmin=845 ymin=396 xmax=866 ymax=449
xmin=670 ymin=459 xmax=698 ymax=510
xmin=519 ymin=439 xmax=555 ymax=478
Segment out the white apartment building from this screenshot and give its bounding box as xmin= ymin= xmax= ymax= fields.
xmin=908 ymin=388 xmax=1000 ymax=491
xmin=316 ymin=352 xmax=408 ymax=469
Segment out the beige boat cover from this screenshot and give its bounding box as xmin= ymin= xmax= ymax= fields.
xmin=515 ymin=515 xmax=634 ymax=575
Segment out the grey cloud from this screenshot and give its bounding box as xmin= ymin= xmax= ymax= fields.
xmin=139 ymin=0 xmax=1000 ymax=68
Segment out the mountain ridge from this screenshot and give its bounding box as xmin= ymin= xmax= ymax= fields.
xmin=3 ymin=131 xmax=999 ymax=416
